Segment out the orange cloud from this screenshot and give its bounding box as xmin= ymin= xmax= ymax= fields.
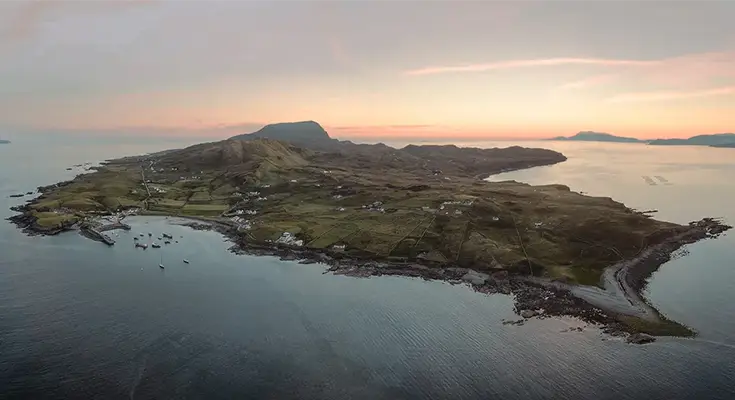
xmin=405 ymin=57 xmax=659 ymax=76
xmin=607 ymin=86 xmax=735 ymax=103
xmin=557 ymin=51 xmax=735 ymax=92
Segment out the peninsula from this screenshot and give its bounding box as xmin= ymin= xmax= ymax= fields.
xmin=8 ymin=121 xmax=731 ymax=341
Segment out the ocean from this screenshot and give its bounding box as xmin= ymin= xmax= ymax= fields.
xmin=1 ymin=136 xmax=734 ymax=399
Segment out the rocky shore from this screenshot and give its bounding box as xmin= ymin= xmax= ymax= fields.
xmin=7 ymin=208 xmax=731 ymax=344
xmin=6 ymin=205 xmax=78 ymax=236
xmin=174 ymin=217 xmax=731 ymax=343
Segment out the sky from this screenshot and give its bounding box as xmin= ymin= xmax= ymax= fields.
xmin=1 ymin=0 xmax=734 ymax=140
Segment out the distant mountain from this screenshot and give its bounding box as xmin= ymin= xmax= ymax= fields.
xmin=230 ymin=121 xmax=339 ymax=149
xmin=648 ymin=133 xmax=735 ymax=146
xmin=548 ymin=131 xmax=643 ymax=143
xmin=0 ymin=139 xmax=10 ymax=144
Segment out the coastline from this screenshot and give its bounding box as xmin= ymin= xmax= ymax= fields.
xmin=6 ymin=193 xmax=731 ymax=342
xmin=169 ymin=215 xmax=730 ymax=342
xmin=5 ymin=146 xmax=733 ymax=343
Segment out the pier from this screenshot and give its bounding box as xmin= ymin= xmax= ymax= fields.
xmin=97 ymin=221 xmax=131 ymax=232
xmin=80 ymin=225 xmax=115 ymax=246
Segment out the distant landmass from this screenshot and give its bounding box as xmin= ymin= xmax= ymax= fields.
xmin=548 ymin=131 xmax=643 ymax=143
xmin=647 ymin=133 xmax=735 ymax=147
xmin=547 ymin=131 xmax=735 ymax=148
xmin=0 ymin=139 xmax=10 ymax=144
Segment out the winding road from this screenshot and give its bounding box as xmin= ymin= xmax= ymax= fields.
xmin=529 ymin=224 xmax=722 ymax=322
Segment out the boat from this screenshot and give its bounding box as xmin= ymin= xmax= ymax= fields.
xmin=163 ymin=233 xmax=173 ymax=239
xmin=183 ymin=259 xmax=190 ymax=264
xmin=133 ymin=237 xmax=139 ymax=241
xmin=159 ymin=255 xmax=164 ymax=269
xmin=148 ymin=232 xmax=152 ymax=237
xmin=164 ymin=241 xmax=171 ymax=245
xmin=135 ymin=242 xmax=148 ymax=249
xmin=151 ymin=243 xmax=161 ymax=248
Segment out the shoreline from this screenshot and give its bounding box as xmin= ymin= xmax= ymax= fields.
xmin=4 ymin=147 xmax=732 ymax=344
xmin=5 ymin=204 xmax=732 ymax=342
xmin=8 ymin=193 xmax=732 ymax=343
xmin=170 ymin=215 xmax=730 ymax=342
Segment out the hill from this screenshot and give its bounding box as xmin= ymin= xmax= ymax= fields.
xmin=548 ymin=131 xmax=643 ymax=143
xmin=230 ymin=121 xmax=339 ymax=149
xmin=154 ymin=138 xmax=311 ymax=170
xmin=648 ymin=133 xmax=735 ymax=146
xmin=232 ymin=122 xmax=566 ymax=177
xmin=711 ymin=143 xmax=735 ymax=148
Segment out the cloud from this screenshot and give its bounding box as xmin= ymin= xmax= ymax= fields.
xmin=607 ymin=86 xmax=735 ymax=103
xmin=405 ymin=57 xmax=659 ymax=76
xmin=557 ymin=74 xmax=618 ymax=90
xmin=641 ymin=51 xmax=735 ymax=87
xmin=0 ymin=0 xmax=157 ymax=47
xmin=0 ymin=0 xmax=59 ymax=46
xmin=409 ymin=51 xmax=735 ymax=104
xmin=328 ymin=36 xmax=355 ymax=69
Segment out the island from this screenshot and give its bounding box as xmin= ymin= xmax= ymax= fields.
xmin=648 ymin=133 xmax=735 ymax=146
xmin=8 ymin=121 xmax=731 ymax=342
xmin=547 ymin=131 xmax=644 ymax=143
xmin=0 ymin=139 xmax=10 ymax=144
xmin=546 ymin=131 xmax=735 ymax=148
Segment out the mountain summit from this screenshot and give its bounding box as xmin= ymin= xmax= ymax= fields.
xmin=231 ymin=121 xmax=336 ymax=147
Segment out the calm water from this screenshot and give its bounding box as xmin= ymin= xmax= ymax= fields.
xmin=1 ymin=137 xmax=734 ymax=399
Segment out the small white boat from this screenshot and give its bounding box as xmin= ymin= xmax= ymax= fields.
xmin=159 ymin=255 xmax=165 ymax=269
xmin=183 ymin=259 xmax=190 ymax=264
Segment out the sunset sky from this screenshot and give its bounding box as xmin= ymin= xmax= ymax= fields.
xmin=1 ymin=0 xmax=734 ymax=140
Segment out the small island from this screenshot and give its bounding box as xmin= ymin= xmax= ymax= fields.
xmin=0 ymin=139 xmax=10 ymax=144
xmin=547 ymin=131 xmax=644 ymax=143
xmin=8 ymin=121 xmax=731 ymax=342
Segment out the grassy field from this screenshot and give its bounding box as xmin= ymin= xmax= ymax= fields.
xmin=32 ymin=211 xmax=79 ymax=228
xmin=21 ymin=140 xmax=686 ymax=288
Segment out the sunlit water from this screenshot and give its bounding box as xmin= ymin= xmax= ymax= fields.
xmin=1 ymin=137 xmax=734 ymax=399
